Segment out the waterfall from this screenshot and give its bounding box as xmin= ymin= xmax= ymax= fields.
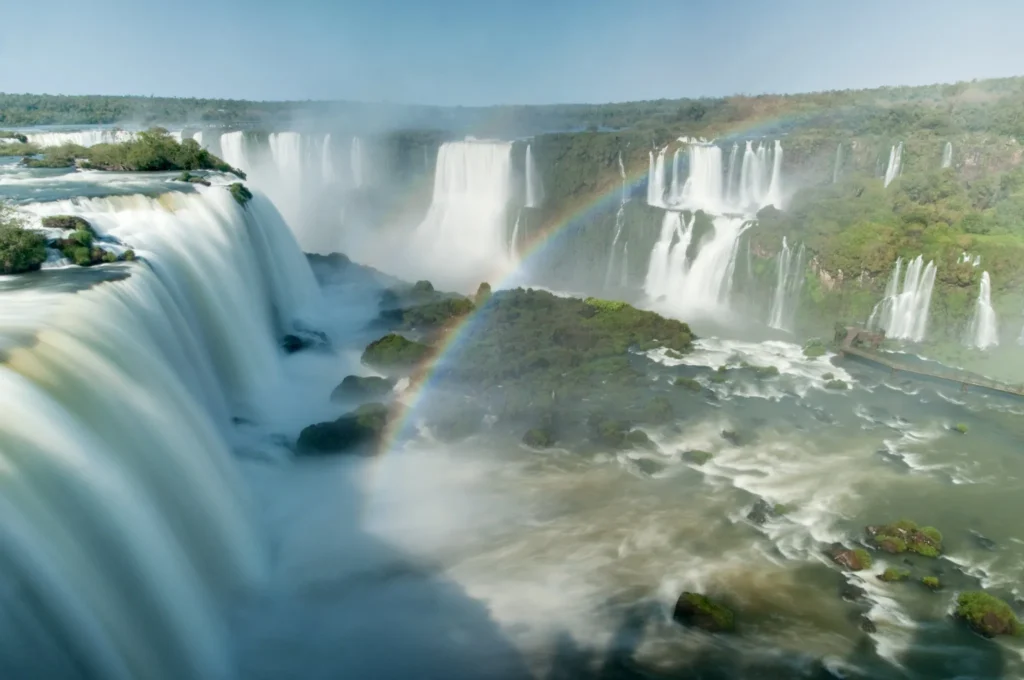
xmin=1 ymin=187 xmax=318 ymax=680
xmin=646 ymin=148 xmax=668 ymax=207
xmin=193 ymin=130 xmax=204 ymax=148
xmin=725 ymin=143 xmax=740 ymax=205
xmin=676 ymin=143 xmax=725 ymax=213
xmin=767 ymin=237 xmax=805 ymax=331
xmin=604 ymin=152 xmax=629 ymax=289
xmin=218 ymin=131 xmax=249 ymax=171
xmin=883 ymin=143 xmax=903 ymax=187
xmin=670 ymin=148 xmax=681 ymax=201
xmin=867 ymin=255 xmax=936 ymax=341
xmin=322 ymin=133 xmax=336 ymax=184
xmin=351 ymin=137 xmax=364 ymax=188
xmin=765 ymin=140 xmax=784 ymax=208
xmin=833 ymin=143 xmax=843 ymax=184
xmin=24 ymin=129 xmax=136 ymax=148
xmin=409 ymin=140 xmax=514 ymax=290
xmin=524 ymin=144 xmax=543 ymax=208
xmin=968 ymin=271 xmax=999 ymax=349
xmin=510 ymin=210 xmax=521 ymax=259
xmin=941 ymin=141 xmax=953 ymax=169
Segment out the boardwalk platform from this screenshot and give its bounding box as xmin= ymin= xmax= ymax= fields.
xmin=833 ymin=326 xmax=1024 ymax=400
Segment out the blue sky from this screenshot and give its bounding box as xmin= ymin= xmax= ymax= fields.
xmin=2 ymin=0 xmax=1023 ymax=105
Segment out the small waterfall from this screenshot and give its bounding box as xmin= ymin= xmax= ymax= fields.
xmin=2 ymin=187 xmax=318 ymax=680
xmin=968 ymin=271 xmax=999 ymax=349
xmin=867 ymin=255 xmax=936 ymax=341
xmin=676 ymin=143 xmax=725 ymax=213
xmin=322 ymin=133 xmax=336 ymax=183
xmin=351 ymin=137 xmax=364 ymax=188
xmin=218 ymin=131 xmax=248 ymax=171
xmin=510 ymin=210 xmax=521 ymax=259
xmin=524 ymin=144 xmax=543 ymax=208
xmin=765 ymin=140 xmax=784 ymax=208
xmin=833 ymin=143 xmax=843 ymax=184
xmin=883 ymin=142 xmax=903 ymax=187
xmin=941 ymin=141 xmax=953 ymax=169
xmin=193 ymin=130 xmax=204 ymax=147
xmin=646 ymin=147 xmax=668 ymax=207
xmin=767 ymin=237 xmax=805 ymax=331
xmin=410 ymin=139 xmax=514 ymax=290
xmin=24 ymin=129 xmax=136 ymax=148
xmin=604 ymin=152 xmax=629 ymax=289
xmin=725 ymin=143 xmax=740 ymax=204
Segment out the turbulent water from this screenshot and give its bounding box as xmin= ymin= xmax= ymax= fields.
xmin=6 ymin=128 xmax=1024 ymax=680
xmin=967 ymin=271 xmax=999 ymax=349
xmin=868 ymin=256 xmax=936 ymax=342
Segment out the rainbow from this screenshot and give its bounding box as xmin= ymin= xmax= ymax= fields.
xmin=374 ymin=120 xmax=807 ymax=453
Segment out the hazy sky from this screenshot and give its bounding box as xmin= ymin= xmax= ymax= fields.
xmin=2 ymin=0 xmax=1022 ymax=105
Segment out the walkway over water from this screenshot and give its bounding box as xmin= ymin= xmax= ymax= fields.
xmin=834 ymin=326 xmax=1024 ymax=399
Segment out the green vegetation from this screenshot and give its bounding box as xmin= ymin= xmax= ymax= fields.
xmin=825 ymin=379 xmax=848 ymax=390
xmin=955 ymin=591 xmax=1021 ymax=638
xmin=228 ymin=183 xmax=253 ymax=205
xmin=674 ymin=376 xmax=702 ymax=392
xmin=921 ymin=576 xmax=941 ymax=590
xmin=41 ymin=215 xmax=92 ymax=232
xmin=362 ymin=333 xmax=432 ymax=375
xmin=867 ymin=520 xmax=943 ymax=557
xmin=522 ymin=427 xmax=555 ymax=448
xmin=879 ymin=567 xmax=911 ymax=582
xmin=474 ymin=282 xmax=492 ymax=305
xmin=954 ymin=422 xmax=969 ymax=434
xmin=0 ymin=131 xmax=28 ymax=144
xmin=0 ymin=141 xmax=40 ymax=157
xmin=296 ymin=403 xmax=389 ymax=455
xmin=177 ymin=171 xmax=211 ymax=186
xmin=23 ymin=143 xmax=86 ymax=168
xmin=828 ymin=545 xmax=871 ymax=571
xmin=673 ymin=592 xmax=735 ymax=633
xmin=0 ymin=203 xmax=47 ymax=275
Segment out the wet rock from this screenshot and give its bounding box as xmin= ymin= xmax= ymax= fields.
xmin=970 ymin=530 xmax=997 ymax=551
xmin=878 ymin=567 xmax=910 ymax=582
xmin=955 ymin=591 xmax=1021 ymax=637
xmin=330 ymin=375 xmax=395 ymax=402
xmin=827 ymin=544 xmax=871 ymax=571
xmin=634 ymin=458 xmax=665 ymax=476
xmin=840 ymin=582 xmax=867 ymax=602
xmin=282 ymin=329 xmax=330 ymax=354
xmin=747 ymin=499 xmax=773 ymax=525
xmin=859 ymin=616 xmax=877 ymax=634
xmin=672 ymin=592 xmax=735 ymax=633
xmin=682 ymin=449 xmax=713 ymax=465
xmin=296 ymin=403 xmax=388 ymax=455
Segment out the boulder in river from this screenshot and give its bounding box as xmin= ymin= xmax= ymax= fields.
xmin=330 ymin=375 xmax=395 ymax=402
xmin=672 ymin=592 xmax=735 ymax=633
xmin=296 ymin=403 xmax=389 ymax=455
xmin=827 ymin=544 xmax=871 ymax=571
xmin=866 ymin=520 xmax=942 ymax=557
xmin=955 ymin=591 xmax=1020 ymax=637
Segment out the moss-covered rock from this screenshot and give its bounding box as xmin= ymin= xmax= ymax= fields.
xmin=866 ymin=520 xmax=943 ymax=558
xmin=674 ymin=376 xmax=702 ymax=392
xmin=955 ymin=591 xmax=1021 ymax=638
xmin=710 ymin=365 xmax=729 ymax=384
xmin=588 ymin=414 xmax=654 ymax=451
xmin=523 ymin=427 xmax=554 ymax=448
xmin=822 ymin=372 xmax=835 ymax=380
xmin=954 ymin=422 xmax=968 ymax=434
xmin=296 ymin=403 xmax=389 ymax=455
xmin=879 ymin=567 xmax=911 ymax=582
xmin=827 ymin=544 xmax=871 ymax=571
xmin=41 ymin=215 xmax=93 ymax=233
xmin=330 ymin=375 xmax=396 ymax=402
xmin=803 ymin=339 xmax=827 ymax=358
xmin=228 ymin=182 xmax=253 ymax=206
xmin=0 ymin=212 xmax=47 ymax=275
xmin=921 ymin=576 xmax=941 ymax=591
xmin=682 ymin=449 xmax=713 ymax=465
xmin=825 ymin=379 xmax=849 ymax=390
xmin=362 ymin=333 xmax=432 ymax=375
xmin=177 ymin=170 xmax=211 ymax=186
xmin=672 ymin=592 xmax=735 ymax=633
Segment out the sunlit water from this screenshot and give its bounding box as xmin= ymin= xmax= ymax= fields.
xmin=1 ymin=161 xmax=1023 ymax=680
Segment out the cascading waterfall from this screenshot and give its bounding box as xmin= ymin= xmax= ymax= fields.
xmin=409 ymin=139 xmax=514 ymax=290
xmin=24 ymin=129 xmax=136 ymax=148
xmin=643 ymin=138 xmax=783 ymax=316
xmin=524 ymin=144 xmax=543 ymax=208
xmin=321 ymin=133 xmax=335 ymax=184
xmin=351 ymin=137 xmax=364 ymax=188
xmin=968 ymin=271 xmax=999 ymax=349
xmin=867 ymin=255 xmax=936 ymax=341
xmin=941 ymin=141 xmax=953 ymax=169
xmin=646 ymin=147 xmax=668 ymax=207
xmin=833 ymin=143 xmax=843 ymax=183
xmin=670 ymin=148 xmax=681 ymax=199
xmin=0 ymin=187 xmax=318 ymax=680
xmin=510 ymin=210 xmax=521 ymax=259
xmin=767 ymin=237 xmax=805 ymax=331
xmin=218 ymin=131 xmax=248 ymax=172
xmin=883 ymin=142 xmax=904 ymax=187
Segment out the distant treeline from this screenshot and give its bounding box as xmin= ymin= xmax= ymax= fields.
xmin=3 ymin=75 xmax=1024 ymax=139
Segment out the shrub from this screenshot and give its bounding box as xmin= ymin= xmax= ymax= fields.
xmin=0 ymin=205 xmax=47 ymax=274
xmin=228 ymin=182 xmax=253 ymax=206
xmin=879 ymin=567 xmax=910 ymax=582
xmin=955 ymin=591 xmax=1020 ymax=637
xmin=921 ymin=576 xmax=941 ymax=590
